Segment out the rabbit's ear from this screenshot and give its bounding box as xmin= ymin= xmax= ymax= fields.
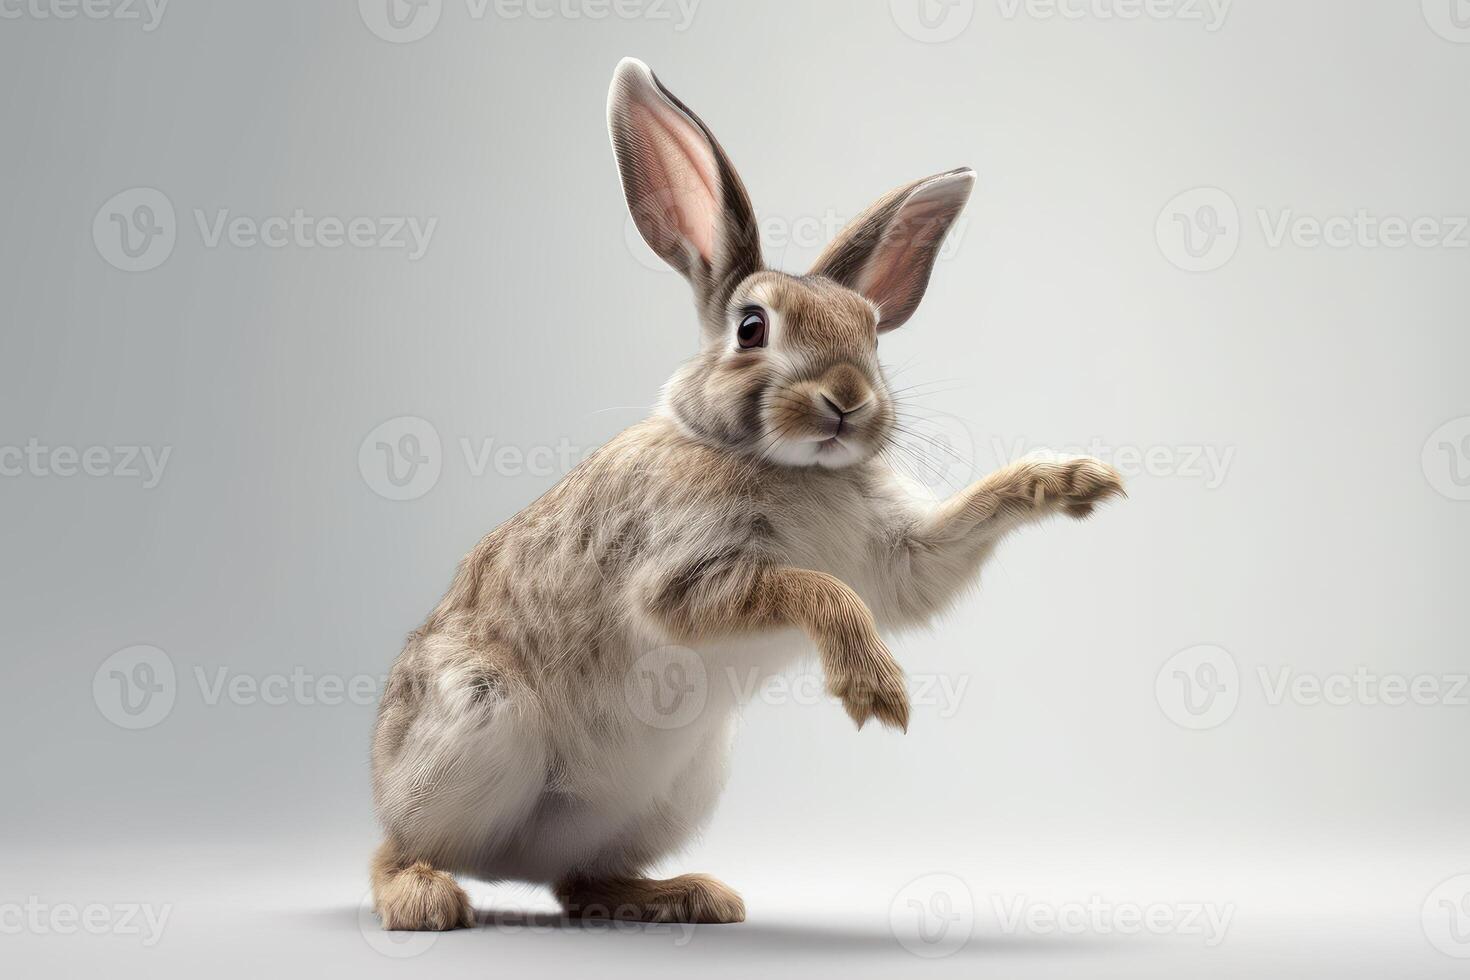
xmin=811 ymin=168 xmax=974 ymax=333
xmin=608 ymin=58 xmax=762 ymax=314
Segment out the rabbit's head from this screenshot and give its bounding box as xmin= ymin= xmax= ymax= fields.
xmin=609 ymin=58 xmax=973 ymax=470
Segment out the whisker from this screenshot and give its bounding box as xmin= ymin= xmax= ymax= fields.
xmin=887 ymin=420 xmax=976 ymax=470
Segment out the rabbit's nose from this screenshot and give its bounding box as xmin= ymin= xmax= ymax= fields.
xmin=819 ymin=390 xmax=872 ymax=417
xmin=817 ymin=365 xmax=875 ymax=416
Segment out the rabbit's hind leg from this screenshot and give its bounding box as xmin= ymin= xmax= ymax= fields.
xmin=371 ymin=838 xmax=474 ymax=931
xmin=551 ymin=724 xmax=743 ymax=925
xmin=370 ymin=641 xmax=550 ymax=929
xmin=555 ymin=873 xmax=745 ymax=924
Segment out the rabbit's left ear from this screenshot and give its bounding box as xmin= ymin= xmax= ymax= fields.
xmin=811 ymin=168 xmax=974 ymax=333
xmin=607 ymin=58 xmax=762 ymax=319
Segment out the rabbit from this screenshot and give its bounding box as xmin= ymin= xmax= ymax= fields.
xmin=369 ymin=57 xmax=1124 ymax=931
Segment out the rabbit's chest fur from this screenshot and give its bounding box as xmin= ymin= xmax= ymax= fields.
xmin=511 ymin=476 xmax=906 ymax=877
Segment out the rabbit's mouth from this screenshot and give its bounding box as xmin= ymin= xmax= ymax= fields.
xmin=816 ymin=435 xmax=846 ymax=453
xmin=762 ymin=425 xmax=876 ymax=470
xmin=808 ymin=432 xmax=869 ymax=469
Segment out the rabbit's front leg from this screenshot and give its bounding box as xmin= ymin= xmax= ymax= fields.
xmin=883 ymin=456 xmax=1124 ymax=622
xmin=925 ymin=455 xmax=1126 ymax=539
xmin=645 ymin=563 xmax=910 ymax=731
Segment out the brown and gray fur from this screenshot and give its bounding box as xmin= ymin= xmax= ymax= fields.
xmin=369 ymin=58 xmax=1124 ymax=930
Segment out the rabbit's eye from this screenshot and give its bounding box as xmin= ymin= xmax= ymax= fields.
xmin=736 ymin=309 xmax=768 ymax=350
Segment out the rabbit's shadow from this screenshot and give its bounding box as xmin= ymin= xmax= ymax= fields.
xmin=298 ymin=906 xmax=1116 ymax=956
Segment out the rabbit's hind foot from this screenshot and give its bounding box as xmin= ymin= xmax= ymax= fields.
xmin=555 ymin=872 xmax=745 ymax=924
xmin=370 ymin=839 xmax=474 ymax=931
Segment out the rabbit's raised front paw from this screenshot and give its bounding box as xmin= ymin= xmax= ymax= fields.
xmin=827 ymin=638 xmax=910 ymax=733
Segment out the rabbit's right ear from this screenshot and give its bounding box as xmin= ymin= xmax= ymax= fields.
xmin=811 ymin=168 xmax=974 ymax=333
xmin=608 ymin=58 xmax=762 ymax=317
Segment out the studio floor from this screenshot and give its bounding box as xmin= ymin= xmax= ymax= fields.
xmin=7 ymin=836 xmax=1465 ymax=979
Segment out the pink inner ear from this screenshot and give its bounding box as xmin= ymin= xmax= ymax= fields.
xmin=857 ymin=226 xmax=927 ymax=323
xmin=630 ymin=97 xmax=721 ymax=264
xmin=856 ymin=187 xmax=964 ymax=331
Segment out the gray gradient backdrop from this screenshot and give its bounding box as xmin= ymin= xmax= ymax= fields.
xmin=3 ymin=1 xmax=1468 ymax=977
